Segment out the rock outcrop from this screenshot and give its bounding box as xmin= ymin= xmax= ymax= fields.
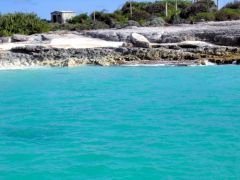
xmin=12 ymin=34 xmax=30 ymax=42
xmin=86 ymin=20 xmax=240 ymax=47
xmin=0 ymin=41 xmax=239 ymax=69
xmin=0 ymin=37 xmax=11 ymax=43
xmin=130 ymin=33 xmax=151 ymax=48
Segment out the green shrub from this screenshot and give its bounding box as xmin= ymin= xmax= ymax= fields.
xmin=180 ymin=0 xmax=217 ymax=19
xmin=145 ymin=2 xmax=166 ymax=16
xmin=168 ymin=14 xmax=180 ymax=24
xmin=132 ymin=10 xmax=151 ymax=21
xmin=191 ymin=12 xmax=216 ymax=22
xmin=178 ymin=0 xmax=192 ymax=10
xmin=223 ymin=1 xmax=240 ymax=9
xmin=143 ymin=17 xmax=165 ymax=27
xmin=121 ymin=1 xmax=149 ymax=16
xmin=49 ymin=23 xmax=63 ymax=31
xmin=122 ymin=0 xmax=191 ymax=18
xmin=0 ymin=30 xmax=12 ymax=37
xmin=89 ymin=11 xmax=117 ymax=27
xmin=50 ymin=22 xmax=94 ymax=31
xmin=109 ymin=10 xmax=128 ymax=27
xmin=90 ymin=11 xmax=108 ymax=23
xmin=68 ymin=13 xmax=91 ymax=24
xmin=48 ymin=0 xmax=240 ymax=32
xmin=92 ymin=21 xmax=110 ymax=29
xmin=0 ymin=13 xmax=50 ymax=36
xmin=215 ymin=8 xmax=240 ymax=21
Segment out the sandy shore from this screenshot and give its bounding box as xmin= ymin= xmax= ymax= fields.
xmin=50 ymin=35 xmax=123 ymax=49
xmin=0 ymin=34 xmax=123 ymax=50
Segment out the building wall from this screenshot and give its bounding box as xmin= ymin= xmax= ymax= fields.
xmin=51 ymin=13 xmax=61 ymax=23
xmin=51 ymin=12 xmax=76 ymax=24
xmin=61 ymin=13 xmax=76 ymax=23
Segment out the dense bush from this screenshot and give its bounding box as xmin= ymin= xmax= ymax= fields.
xmin=90 ymin=11 xmax=108 ymax=23
xmin=215 ymin=1 xmax=240 ymax=21
xmin=121 ymin=2 xmax=149 ymax=16
xmin=53 ymin=0 xmax=239 ymax=31
xmin=178 ymin=1 xmax=192 ymax=10
xmin=192 ymin=12 xmax=216 ymax=22
xmin=180 ymin=0 xmax=217 ymax=19
xmin=50 ymin=22 xmax=93 ymax=31
xmin=145 ymin=2 xmax=165 ymax=16
xmin=0 ymin=13 xmax=50 ymax=36
xmin=68 ymin=13 xmax=91 ymax=24
xmin=215 ymin=8 xmax=240 ymax=21
xmin=51 ymin=21 xmax=110 ymax=31
xmin=143 ymin=17 xmax=165 ymax=27
xmin=92 ymin=21 xmax=110 ymax=29
xmin=223 ymin=1 xmax=240 ymax=9
xmin=89 ymin=11 xmax=117 ymax=27
xmin=186 ymin=0 xmax=240 ymax=22
xmin=132 ymin=10 xmax=151 ymax=22
xmin=110 ymin=10 xmax=128 ymax=26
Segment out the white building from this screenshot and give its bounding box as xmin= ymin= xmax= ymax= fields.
xmin=51 ymin=11 xmax=76 ymax=24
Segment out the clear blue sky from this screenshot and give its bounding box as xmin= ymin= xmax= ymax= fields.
xmin=0 ymin=0 xmax=233 ymax=20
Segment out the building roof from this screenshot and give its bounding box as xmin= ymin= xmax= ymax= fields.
xmin=51 ymin=11 xmax=76 ymax=14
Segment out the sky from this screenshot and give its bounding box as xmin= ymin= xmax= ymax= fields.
xmin=0 ymin=0 xmax=234 ymax=20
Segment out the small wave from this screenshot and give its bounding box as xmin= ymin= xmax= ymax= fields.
xmin=122 ymin=64 xmax=167 ymax=67
xmin=190 ymin=60 xmax=217 ymax=67
xmin=204 ymin=60 xmax=216 ymax=66
xmin=0 ymin=65 xmax=43 ymax=71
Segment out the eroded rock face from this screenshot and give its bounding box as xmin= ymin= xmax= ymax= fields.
xmin=0 ymin=42 xmax=237 ymax=69
xmin=130 ymin=33 xmax=151 ymax=48
xmin=12 ymin=34 xmax=30 ymax=42
xmin=0 ymin=37 xmax=11 ymax=43
xmin=41 ymin=34 xmax=60 ymax=41
xmin=127 ymin=20 xmax=140 ymax=27
xmin=86 ymin=20 xmax=240 ymax=47
xmin=7 ymin=46 xmax=125 ymax=67
xmin=213 ymin=35 xmax=240 ymax=46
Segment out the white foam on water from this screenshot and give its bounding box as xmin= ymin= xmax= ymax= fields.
xmin=204 ymin=60 xmax=216 ymax=66
xmin=122 ymin=64 xmax=167 ymax=67
xmin=0 ymin=65 xmax=43 ymax=71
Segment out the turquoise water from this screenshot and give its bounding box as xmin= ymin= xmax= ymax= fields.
xmin=0 ymin=66 xmax=240 ymax=179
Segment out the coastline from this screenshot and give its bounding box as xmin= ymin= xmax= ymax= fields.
xmin=0 ymin=60 xmax=217 ymax=70
xmin=0 ymin=20 xmax=239 ymax=69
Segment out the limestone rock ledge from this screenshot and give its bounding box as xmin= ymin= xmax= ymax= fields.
xmin=0 ymin=44 xmax=239 ymax=69
xmin=86 ymin=20 xmax=240 ymax=47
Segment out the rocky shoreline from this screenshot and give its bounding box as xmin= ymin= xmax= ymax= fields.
xmin=0 ymin=43 xmax=239 ymax=68
xmin=86 ymin=20 xmax=240 ymax=47
xmin=0 ymin=20 xmax=240 ymax=69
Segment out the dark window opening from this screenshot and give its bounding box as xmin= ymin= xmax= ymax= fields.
xmin=52 ymin=15 xmax=57 ymax=23
xmin=57 ymin=15 xmax=62 ymax=23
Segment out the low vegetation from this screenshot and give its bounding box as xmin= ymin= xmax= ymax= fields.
xmin=0 ymin=13 xmax=50 ymax=36
xmin=215 ymin=8 xmax=240 ymax=21
xmin=65 ymin=0 xmax=240 ymax=30
xmin=189 ymin=1 xmax=240 ymax=22
xmin=0 ymin=1 xmax=239 ymax=36
xmin=66 ymin=0 xmax=192 ymax=29
xmin=223 ymin=1 xmax=240 ymax=9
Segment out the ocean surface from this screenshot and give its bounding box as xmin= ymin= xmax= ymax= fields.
xmin=0 ymin=66 xmax=239 ymax=179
